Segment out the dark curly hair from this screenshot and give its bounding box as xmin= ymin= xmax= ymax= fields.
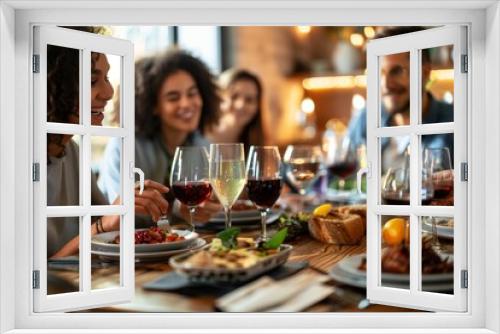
xmin=220 ymin=69 xmax=265 ymax=150
xmin=135 ymin=48 xmax=221 ymax=138
xmin=47 ymin=26 xmax=107 ymax=155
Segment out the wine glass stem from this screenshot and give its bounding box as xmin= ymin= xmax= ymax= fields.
xmin=188 ymin=207 xmax=196 ymax=231
xmin=260 ymin=209 xmax=268 ymax=241
xmin=339 ymin=178 xmax=345 ymax=191
xmin=224 ymin=207 xmax=231 ymax=229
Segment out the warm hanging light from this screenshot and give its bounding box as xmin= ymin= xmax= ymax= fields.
xmin=296 ymin=26 xmax=311 ymax=34
xmin=364 ymin=26 xmax=376 ymax=39
xmin=301 ymin=98 xmax=315 ymax=114
xmin=350 ymin=33 xmax=365 ymax=47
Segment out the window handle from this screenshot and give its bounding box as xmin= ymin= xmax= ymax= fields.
xmin=133 ymin=167 xmax=145 ymax=195
xmin=357 ymin=163 xmax=371 ymax=195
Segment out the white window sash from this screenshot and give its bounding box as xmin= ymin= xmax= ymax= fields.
xmin=33 ymin=26 xmax=135 ymax=313
xmin=366 ymin=25 xmax=468 ymax=312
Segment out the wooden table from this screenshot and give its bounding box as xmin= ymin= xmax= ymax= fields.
xmin=49 ymin=230 xmax=416 ymax=313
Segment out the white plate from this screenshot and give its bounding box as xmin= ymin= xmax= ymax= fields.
xmin=422 ymin=219 xmax=454 ymax=239
xmin=209 ymin=209 xmax=282 ymax=224
xmin=325 ymin=189 xmax=366 ymax=203
xmin=92 ymin=238 xmax=207 ymax=261
xmin=337 ymin=254 xmax=454 ymax=283
xmin=91 ymin=229 xmax=199 ymax=253
xmin=329 ymin=265 xmax=453 ymax=292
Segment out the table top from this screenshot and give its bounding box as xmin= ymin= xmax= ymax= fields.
xmin=49 ymin=229 xmax=417 ymax=313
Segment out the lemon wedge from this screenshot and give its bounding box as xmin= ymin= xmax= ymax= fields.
xmin=313 ymin=203 xmax=333 ymax=217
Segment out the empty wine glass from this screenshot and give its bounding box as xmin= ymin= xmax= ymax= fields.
xmin=170 ymin=146 xmax=212 ymax=231
xmin=246 ymin=146 xmax=282 ymax=241
xmin=283 ymin=145 xmax=323 ymax=196
xmin=209 ymin=143 xmax=246 ymax=229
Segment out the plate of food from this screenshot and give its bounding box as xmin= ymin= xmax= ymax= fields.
xmin=170 ymin=227 xmax=292 ymax=284
xmin=92 ymin=238 xmax=207 ymax=261
xmin=91 ymin=227 xmax=199 ymax=253
xmin=422 ymin=217 xmax=454 ymax=239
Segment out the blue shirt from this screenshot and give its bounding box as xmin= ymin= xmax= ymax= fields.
xmin=346 ymin=94 xmax=454 ymax=161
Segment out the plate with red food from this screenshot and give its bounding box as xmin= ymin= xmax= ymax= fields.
xmin=91 ymin=226 xmax=199 ymax=253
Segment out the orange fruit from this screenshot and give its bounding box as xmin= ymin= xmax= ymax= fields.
xmin=382 ymin=218 xmax=407 ymax=246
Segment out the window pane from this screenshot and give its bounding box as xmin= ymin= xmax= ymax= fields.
xmin=47 ymin=44 xmax=81 ymax=125
xmin=421 ymin=134 xmax=454 ymax=206
xmin=47 ymin=216 xmax=80 ymax=295
xmin=92 ymin=136 xmax=121 ymax=205
xmin=380 ymin=136 xmax=410 ymax=205
xmin=379 ymin=52 xmax=411 ymax=128
xmin=91 ymin=215 xmax=121 ymax=290
xmin=420 ymin=216 xmax=454 ymax=294
xmin=47 ymin=134 xmax=81 ymax=206
xmin=421 ymin=46 xmax=454 ymax=124
xmin=90 ymin=53 xmax=120 ymax=128
xmin=380 ymin=215 xmax=410 ymax=290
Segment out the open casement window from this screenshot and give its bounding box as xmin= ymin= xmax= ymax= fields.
xmin=33 ymin=26 xmax=137 ymax=312
xmin=365 ymin=26 xmax=467 ymax=312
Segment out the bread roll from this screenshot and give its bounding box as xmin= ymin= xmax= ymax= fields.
xmin=308 ymin=210 xmax=365 ymax=245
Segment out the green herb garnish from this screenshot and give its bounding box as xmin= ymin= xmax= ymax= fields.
xmin=262 ymin=228 xmax=288 ymax=249
xmin=216 ymin=227 xmax=241 ymax=249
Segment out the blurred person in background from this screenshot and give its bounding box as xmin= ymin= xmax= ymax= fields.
xmin=346 ymin=26 xmax=454 ymax=190
xmin=47 ymin=27 xmax=168 ymax=258
xmin=99 ymin=49 xmax=222 ymax=225
xmin=205 ymin=68 xmax=266 ymax=153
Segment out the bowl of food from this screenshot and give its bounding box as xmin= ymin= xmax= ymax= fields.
xmin=170 ymin=228 xmax=292 ymax=284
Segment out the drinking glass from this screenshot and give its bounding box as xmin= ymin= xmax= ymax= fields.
xmin=246 ymin=146 xmax=282 ymax=241
xmin=424 ymin=147 xmax=453 ymax=199
xmin=209 ymin=143 xmax=246 ymax=229
xmin=170 ymin=146 xmax=212 ymax=231
xmin=283 ymin=145 xmax=323 ymax=196
xmin=326 ymin=136 xmax=358 ymax=192
xmin=381 ymin=167 xmax=410 ymax=205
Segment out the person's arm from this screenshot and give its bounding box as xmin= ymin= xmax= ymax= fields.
xmin=98 ymin=137 xmax=122 ymax=203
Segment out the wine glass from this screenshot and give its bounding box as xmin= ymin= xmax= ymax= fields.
xmin=381 ymin=167 xmax=410 ymax=205
xmin=209 ymin=143 xmax=246 ymax=230
xmin=424 ymin=147 xmax=453 ymax=199
xmin=283 ymin=145 xmax=323 ymax=196
xmin=326 ymin=136 xmax=358 ymax=192
xmin=170 ymin=146 xmax=212 ymax=231
xmin=246 ymin=146 xmax=282 ymax=241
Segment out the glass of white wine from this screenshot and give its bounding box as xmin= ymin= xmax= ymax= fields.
xmin=209 ymin=143 xmax=247 ymax=229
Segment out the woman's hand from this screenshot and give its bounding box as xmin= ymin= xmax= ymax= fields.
xmin=178 ymin=198 xmax=222 ymax=223
xmin=102 ymin=180 xmax=169 ymax=231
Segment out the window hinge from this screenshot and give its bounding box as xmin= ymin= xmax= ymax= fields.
xmin=461 ymin=54 xmax=468 ymax=73
xmin=33 ymin=270 xmax=40 ymax=289
xmin=32 ymin=54 xmax=40 ymax=73
xmin=461 ymin=162 xmax=468 ymax=182
xmin=33 ymin=163 xmax=40 ymax=182
xmin=461 ymin=270 xmax=468 ymax=289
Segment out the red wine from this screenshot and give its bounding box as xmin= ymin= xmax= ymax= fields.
xmin=328 ymin=162 xmax=357 ymax=179
xmin=433 ymin=186 xmax=453 ymax=199
xmin=246 ymin=178 xmax=282 ymax=208
xmin=172 ymin=181 xmax=212 ymax=206
xmin=382 ymin=195 xmax=432 ymax=205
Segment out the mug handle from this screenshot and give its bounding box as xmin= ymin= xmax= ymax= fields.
xmin=133 ymin=167 xmax=145 ymax=195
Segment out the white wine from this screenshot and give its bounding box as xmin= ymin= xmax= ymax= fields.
xmin=210 ymin=160 xmax=246 ymax=207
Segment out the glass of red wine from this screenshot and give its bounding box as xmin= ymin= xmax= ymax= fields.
xmin=326 ymin=136 xmax=358 ymax=193
xmin=246 ymin=146 xmax=282 ymax=241
xmin=170 ymin=146 xmax=212 ymax=231
xmin=424 ymin=147 xmax=453 ymax=199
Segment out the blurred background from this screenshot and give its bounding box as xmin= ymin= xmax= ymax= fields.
xmin=99 ymin=25 xmax=453 ymax=150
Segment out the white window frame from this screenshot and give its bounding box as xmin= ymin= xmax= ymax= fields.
xmin=365 ymin=26 xmax=468 ymax=312
xmin=0 ymin=1 xmax=498 ymax=333
xmin=32 ymin=26 xmax=136 ymax=312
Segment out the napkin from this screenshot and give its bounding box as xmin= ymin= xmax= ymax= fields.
xmin=215 ymin=271 xmax=333 ymax=312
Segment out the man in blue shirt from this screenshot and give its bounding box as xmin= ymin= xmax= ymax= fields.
xmin=347 ymin=27 xmax=454 ymax=167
